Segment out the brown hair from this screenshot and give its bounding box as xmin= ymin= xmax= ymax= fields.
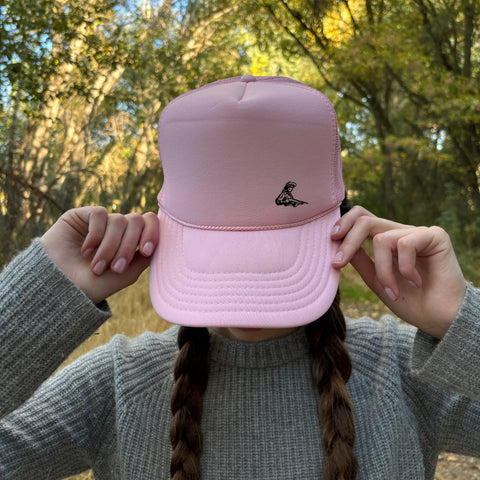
xmin=169 ymin=292 xmax=357 ymax=480
xmin=306 ymin=292 xmax=358 ymax=479
xmin=170 ymin=326 xmax=210 ymax=480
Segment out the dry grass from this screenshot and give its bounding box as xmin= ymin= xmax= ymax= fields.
xmin=60 ymin=266 xmax=478 ymax=480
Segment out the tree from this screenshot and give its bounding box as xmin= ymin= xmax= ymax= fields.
xmin=0 ymin=0 xmax=251 ymax=265
xmin=3 ymin=0 xmax=478 ymax=267
xmin=1 ymin=0 xmax=131 ymax=263
xmin=224 ymin=0 xmax=480 ymax=242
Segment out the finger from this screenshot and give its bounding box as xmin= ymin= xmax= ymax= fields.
xmin=349 ymin=247 xmax=376 ymax=289
xmin=332 ymin=213 xmax=410 ymax=269
xmin=90 ymin=214 xmax=129 ymax=275
xmin=138 ymin=212 xmax=159 ymax=257
xmin=372 ymin=226 xmax=431 ymax=299
xmin=332 ymin=215 xmax=373 ymax=268
xmin=350 ymin=247 xmax=402 ymax=306
xmin=78 ymin=207 xmax=109 ymax=258
xmin=331 ymin=205 xmax=376 ymax=241
xmin=394 ymin=226 xmax=451 ymax=288
xmin=396 ymin=232 xmax=424 ymax=289
xmin=109 ymin=213 xmax=146 ymax=274
xmin=87 ymin=251 xmax=153 ymax=303
xmin=332 ymin=213 xmax=383 ymax=268
xmin=371 ymin=231 xmax=400 ymax=300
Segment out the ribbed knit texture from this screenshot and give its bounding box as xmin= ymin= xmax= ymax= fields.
xmin=0 ymin=240 xmax=111 ymax=419
xmin=1 ymin=242 xmax=480 ymax=479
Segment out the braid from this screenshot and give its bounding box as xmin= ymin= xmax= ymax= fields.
xmin=306 ymin=291 xmax=358 ymax=480
xmin=170 ymin=327 xmax=210 ymax=480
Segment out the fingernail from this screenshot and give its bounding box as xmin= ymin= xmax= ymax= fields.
xmin=332 ymin=224 xmax=340 ymax=235
xmin=83 ymin=248 xmax=94 ymax=258
xmin=92 ymin=260 xmax=106 ymax=275
xmin=112 ymin=258 xmax=127 ymax=274
xmin=408 ymin=280 xmax=418 ymax=289
xmin=384 ymin=287 xmax=397 ymax=301
xmin=142 ymin=241 xmax=154 ymax=256
xmin=333 ymin=251 xmax=344 ymax=264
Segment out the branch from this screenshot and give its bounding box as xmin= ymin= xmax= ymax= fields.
xmin=342 ymin=0 xmax=360 ymax=33
xmin=261 ymin=1 xmax=366 ymax=109
xmin=277 ymin=0 xmax=327 ymax=48
xmin=384 ymin=64 xmax=429 ymax=108
xmin=413 ymin=0 xmax=455 ymax=72
xmin=0 ymin=170 xmax=65 ymax=213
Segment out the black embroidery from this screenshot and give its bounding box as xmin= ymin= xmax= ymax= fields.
xmin=275 ymin=181 xmax=308 ymax=207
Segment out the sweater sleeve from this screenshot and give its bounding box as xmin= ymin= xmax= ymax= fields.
xmin=405 ymin=282 xmax=480 ymax=458
xmin=0 ymin=342 xmax=116 ymax=479
xmin=410 ymin=282 xmax=480 ymax=399
xmin=0 ymin=240 xmax=111 ymax=418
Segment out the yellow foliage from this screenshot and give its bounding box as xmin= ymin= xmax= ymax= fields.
xmin=322 ymin=2 xmax=356 ymax=46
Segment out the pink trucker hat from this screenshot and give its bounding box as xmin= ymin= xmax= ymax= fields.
xmin=149 ymin=75 xmax=344 ymax=328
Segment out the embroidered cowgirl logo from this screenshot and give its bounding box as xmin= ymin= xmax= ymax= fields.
xmin=275 ymin=181 xmax=308 ymax=207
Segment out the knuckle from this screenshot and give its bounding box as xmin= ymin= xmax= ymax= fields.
xmin=351 ymin=205 xmax=367 ymax=215
xmin=92 ymin=206 xmax=108 ymax=216
xmin=63 ymin=207 xmax=77 ymax=217
xmin=85 ymin=206 xmax=108 ymax=227
xmin=126 ymin=212 xmax=142 ymax=220
xmin=126 ymin=212 xmax=145 ymax=227
xmin=356 ymin=214 xmax=374 ymax=230
xmin=429 ymin=225 xmax=448 ymax=238
xmin=372 ymin=231 xmax=388 ymax=247
xmin=143 ymin=211 xmax=158 ymax=222
xmin=110 ymin=213 xmax=129 ymax=228
xmin=396 ymin=235 xmax=411 ymax=250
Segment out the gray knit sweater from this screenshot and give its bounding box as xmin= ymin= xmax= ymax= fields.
xmin=1 ymin=240 xmax=480 ymax=480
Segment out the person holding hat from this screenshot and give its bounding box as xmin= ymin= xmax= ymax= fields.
xmin=0 ymin=76 xmax=479 ymax=480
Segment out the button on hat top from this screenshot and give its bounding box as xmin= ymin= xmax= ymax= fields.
xmin=240 ymin=74 xmax=257 ymax=83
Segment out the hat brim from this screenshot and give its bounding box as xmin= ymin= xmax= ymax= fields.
xmin=149 ymin=208 xmax=341 ymax=328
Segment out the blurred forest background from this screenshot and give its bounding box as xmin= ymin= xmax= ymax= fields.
xmin=1 ymin=0 xmax=480 ymax=277
xmin=2 ymin=2 xmax=480 ymax=478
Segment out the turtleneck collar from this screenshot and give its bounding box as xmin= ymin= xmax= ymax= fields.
xmin=208 ymin=326 xmax=310 ymax=369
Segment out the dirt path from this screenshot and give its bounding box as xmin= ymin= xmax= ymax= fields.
xmin=436 ymin=453 xmax=480 ymax=479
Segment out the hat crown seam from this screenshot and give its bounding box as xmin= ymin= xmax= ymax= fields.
xmin=157 ymin=201 xmax=341 ymax=232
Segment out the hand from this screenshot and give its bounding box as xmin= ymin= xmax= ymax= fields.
xmin=40 ymin=206 xmax=159 ymax=304
xmin=331 ymin=206 xmax=467 ymax=338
